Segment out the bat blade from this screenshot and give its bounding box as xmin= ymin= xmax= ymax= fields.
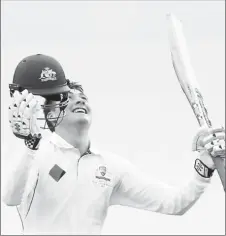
xmin=166 ymin=13 xmax=211 ymax=128
xmin=166 ymin=13 xmax=225 ymax=191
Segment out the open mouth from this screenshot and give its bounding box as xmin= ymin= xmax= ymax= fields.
xmin=72 ymin=107 xmax=87 ymax=114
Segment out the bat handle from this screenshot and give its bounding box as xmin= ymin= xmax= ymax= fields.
xmin=212 ymin=156 xmax=225 ymax=192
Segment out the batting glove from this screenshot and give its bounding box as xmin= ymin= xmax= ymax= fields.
xmin=8 ymin=90 xmax=43 ymax=150
xmin=192 ymin=126 xmax=225 ymax=178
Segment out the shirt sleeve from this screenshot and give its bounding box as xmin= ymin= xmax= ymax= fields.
xmin=109 ymin=155 xmax=211 ymax=215
xmin=18 ymin=156 xmax=40 ymax=219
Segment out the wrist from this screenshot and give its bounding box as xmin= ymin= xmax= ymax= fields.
xmin=24 ymin=145 xmax=39 ymax=161
xmin=24 ymin=133 xmax=42 ymax=150
xmin=194 ymin=158 xmax=214 ymax=178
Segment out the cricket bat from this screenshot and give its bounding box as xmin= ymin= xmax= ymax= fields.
xmin=166 ymin=13 xmax=225 ymax=191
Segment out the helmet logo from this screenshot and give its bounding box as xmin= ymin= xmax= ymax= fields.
xmin=39 ymin=67 xmax=57 ymax=82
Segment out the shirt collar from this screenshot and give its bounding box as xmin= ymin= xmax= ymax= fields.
xmin=50 ymin=132 xmax=99 ymax=155
xmin=50 ymin=132 xmax=74 ymax=149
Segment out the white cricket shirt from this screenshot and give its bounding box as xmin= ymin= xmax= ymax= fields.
xmin=18 ymin=132 xmax=211 ymax=235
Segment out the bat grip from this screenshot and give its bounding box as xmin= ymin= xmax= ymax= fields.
xmin=212 ymin=157 xmax=225 ymax=192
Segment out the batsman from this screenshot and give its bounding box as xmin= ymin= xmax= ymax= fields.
xmin=3 ymin=54 xmax=225 ymax=235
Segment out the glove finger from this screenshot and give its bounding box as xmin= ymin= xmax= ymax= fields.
xmin=12 ymin=90 xmax=29 ymax=109
xmin=192 ymin=127 xmax=211 ymax=151
xmin=8 ymin=107 xmax=21 ymax=128
xmin=205 ymin=139 xmax=225 ymax=149
xmin=34 ymin=95 xmax=46 ymax=108
xmin=18 ymin=98 xmax=39 ymax=136
xmin=19 ymin=93 xmax=35 ymax=117
xmin=29 ymin=103 xmax=41 ymax=135
xmin=218 ymin=140 xmax=225 ymax=154
xmin=207 ymin=127 xmax=225 ymax=135
xmin=205 ymin=140 xmax=225 ymax=157
xmin=23 ymin=98 xmax=39 ymax=119
xmin=9 ymin=90 xmax=29 ymax=120
xmin=211 ymin=145 xmax=225 ymax=158
xmin=8 ymin=105 xmax=16 ymax=124
xmin=9 ymin=92 xmax=20 ymax=121
xmin=204 ymin=142 xmax=214 ymax=152
xmin=9 ymin=103 xmax=23 ymax=134
xmin=33 ymin=106 xmax=44 ymax=133
xmin=30 ymin=114 xmax=42 ymax=136
xmin=202 ymin=132 xmax=225 ymax=146
xmin=219 ymin=139 xmax=225 ymax=147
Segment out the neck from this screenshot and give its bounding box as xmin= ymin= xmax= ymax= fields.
xmin=55 ymin=127 xmax=90 ymax=156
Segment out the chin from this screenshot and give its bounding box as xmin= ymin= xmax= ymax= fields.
xmin=74 ymin=117 xmax=91 ymax=127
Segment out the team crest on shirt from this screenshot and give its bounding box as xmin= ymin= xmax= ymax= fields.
xmin=39 ymin=67 xmax=57 ymax=82
xmin=99 ymin=166 xmax=106 ymax=176
xmin=93 ymin=165 xmax=113 ymax=187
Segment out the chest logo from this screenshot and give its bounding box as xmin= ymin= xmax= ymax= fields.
xmin=99 ymin=166 xmax=106 ymax=177
xmin=94 ymin=165 xmax=113 ymax=187
xmin=95 ymin=165 xmax=110 ymax=181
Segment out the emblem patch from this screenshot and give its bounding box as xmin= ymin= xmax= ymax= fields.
xmin=93 ymin=165 xmax=113 ymax=187
xmin=39 ymin=67 xmax=57 ymax=82
xmin=49 ymin=164 xmax=66 ymax=182
xmin=99 ymin=166 xmax=106 ymax=176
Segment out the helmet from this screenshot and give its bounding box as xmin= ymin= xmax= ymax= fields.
xmin=9 ymin=54 xmax=71 ymax=130
xmin=9 ymin=54 xmax=70 ymax=96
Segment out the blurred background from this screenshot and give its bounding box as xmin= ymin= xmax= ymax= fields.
xmin=1 ymin=1 xmax=225 ymax=235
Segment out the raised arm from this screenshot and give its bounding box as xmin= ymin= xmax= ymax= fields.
xmin=2 ymin=90 xmax=42 ymax=206
xmin=110 ymin=156 xmax=209 ymax=215
xmin=110 ymin=127 xmax=225 ymax=215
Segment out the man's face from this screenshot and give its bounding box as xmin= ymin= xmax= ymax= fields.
xmin=55 ymin=89 xmax=92 ymax=130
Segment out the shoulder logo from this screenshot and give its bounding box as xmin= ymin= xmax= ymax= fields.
xmin=39 ymin=67 xmax=57 ymax=82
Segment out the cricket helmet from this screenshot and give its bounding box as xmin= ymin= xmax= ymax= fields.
xmin=10 ymin=54 xmax=70 ymax=96
xmin=9 ymin=54 xmax=71 ymax=129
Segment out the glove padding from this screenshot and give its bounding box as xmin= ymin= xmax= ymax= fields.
xmin=192 ymin=126 xmax=225 ymax=170
xmin=8 ymin=90 xmax=43 ymax=149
